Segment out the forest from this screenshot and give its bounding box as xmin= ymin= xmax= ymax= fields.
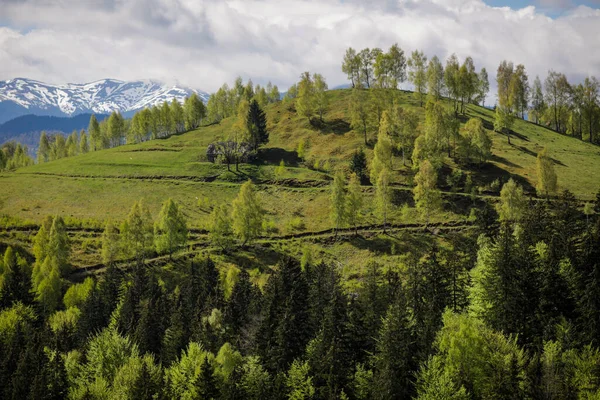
xmin=1 ymin=42 xmax=600 ymax=399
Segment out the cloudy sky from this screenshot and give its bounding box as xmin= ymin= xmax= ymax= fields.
xmin=0 ymin=0 xmax=599 ymax=97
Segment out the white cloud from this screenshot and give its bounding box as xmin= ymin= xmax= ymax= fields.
xmin=0 ymin=0 xmax=598 ymax=101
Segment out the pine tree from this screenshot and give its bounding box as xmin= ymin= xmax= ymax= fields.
xmin=372 ymin=291 xmax=416 ymax=400
xmin=154 ymin=198 xmax=188 ymax=258
xmin=414 ymin=160 xmax=441 ymax=225
xmin=536 ymin=147 xmax=558 ymax=197
xmin=196 ymin=356 xmax=220 ymax=399
xmin=248 ymin=100 xmax=268 ymax=151
xmin=331 ymin=170 xmax=347 ymax=235
xmin=232 ymin=180 xmax=263 ymax=245
xmin=349 ymin=148 xmax=368 ymax=183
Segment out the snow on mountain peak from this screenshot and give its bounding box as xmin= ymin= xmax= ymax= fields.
xmin=0 ymin=78 xmax=208 ymax=116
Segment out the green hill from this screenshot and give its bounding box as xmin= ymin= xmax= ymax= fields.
xmin=1 ymin=89 xmax=599 ymax=271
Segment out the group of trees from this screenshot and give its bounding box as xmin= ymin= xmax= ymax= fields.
xmin=36 ymin=94 xmax=207 ymax=164
xmin=207 ymin=98 xmax=269 ymax=170
xmin=206 ymin=78 xmax=280 ymax=124
xmin=293 ymin=72 xmax=329 ymax=123
xmin=2 ymin=184 xmax=600 ymax=398
xmin=0 ymin=141 xmax=33 ymax=171
xmin=494 ymin=60 xmax=600 ymax=143
xmin=342 ymin=45 xmax=490 ymax=111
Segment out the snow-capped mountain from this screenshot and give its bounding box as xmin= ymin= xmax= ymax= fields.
xmin=0 ymin=78 xmax=209 ymax=124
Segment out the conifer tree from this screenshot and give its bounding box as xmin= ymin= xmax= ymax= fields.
xmin=232 ymin=180 xmax=263 ymax=245
xmin=414 ymin=160 xmax=441 ymax=225
xmin=536 ymin=147 xmax=558 ymax=197
xmin=331 ymin=170 xmax=347 ymax=235
xmin=349 ymin=148 xmax=368 ymax=183
xmin=248 ymin=99 xmax=268 ymax=151
xmin=154 ymin=198 xmax=188 ymax=258
xmin=372 ymin=291 xmax=416 ymax=400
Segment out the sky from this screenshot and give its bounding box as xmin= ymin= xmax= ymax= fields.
xmin=0 ymin=0 xmax=599 ymax=98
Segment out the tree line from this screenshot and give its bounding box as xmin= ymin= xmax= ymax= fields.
xmin=36 ymin=93 xmax=207 ymax=163
xmin=342 ymin=45 xmax=600 ymax=143
xmin=0 ymin=141 xmax=33 ymax=171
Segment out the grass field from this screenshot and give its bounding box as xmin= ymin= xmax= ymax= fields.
xmin=1 ymin=88 xmax=599 ymax=272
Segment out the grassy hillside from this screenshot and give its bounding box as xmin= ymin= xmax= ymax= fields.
xmin=1 ymin=88 xmax=599 ymax=272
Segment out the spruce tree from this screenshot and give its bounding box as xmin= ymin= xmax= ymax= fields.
xmin=248 ymin=100 xmax=268 ymax=151
xmin=196 ymin=356 xmax=220 ymax=400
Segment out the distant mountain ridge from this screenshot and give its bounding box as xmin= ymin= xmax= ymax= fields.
xmin=0 ymin=78 xmax=209 ymax=124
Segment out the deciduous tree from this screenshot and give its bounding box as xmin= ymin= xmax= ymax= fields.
xmin=232 ymin=180 xmax=263 ymax=245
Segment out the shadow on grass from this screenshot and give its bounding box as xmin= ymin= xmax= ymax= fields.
xmin=310 ymin=118 xmax=351 ymax=135
xmin=255 ymin=147 xmax=301 ymax=167
xmin=221 ymin=244 xmax=284 ymax=271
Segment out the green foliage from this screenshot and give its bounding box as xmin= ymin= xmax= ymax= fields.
xmin=296 ymin=72 xmax=315 ymax=121
xmin=209 ymin=204 xmax=234 ymax=251
xmin=414 ymin=160 xmax=441 ymax=224
xmin=63 ymin=277 xmax=94 ymax=309
xmin=349 ymin=148 xmax=368 ymax=183
xmin=536 ymin=147 xmax=558 ymax=197
xmin=232 ymin=180 xmax=263 ymax=245
xmin=408 ymin=50 xmax=428 ymax=106
xmin=121 ymin=200 xmax=153 ymax=260
xmin=331 ymin=170 xmax=347 ymax=232
xmin=375 ymin=167 xmax=391 ymax=230
xmin=275 ymin=159 xmax=286 ymax=182
xmin=101 ymin=220 xmax=120 ymax=265
xmin=370 ymin=111 xmax=394 ymax=184
xmin=154 ymin=198 xmax=188 ymax=257
xmin=286 ymin=359 xmax=315 ymax=400
xmin=346 ymin=172 xmax=363 ymax=234
xmin=497 ymin=178 xmax=526 ymax=222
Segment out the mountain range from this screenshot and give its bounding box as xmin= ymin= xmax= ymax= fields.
xmin=0 ymin=78 xmax=209 ymax=125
